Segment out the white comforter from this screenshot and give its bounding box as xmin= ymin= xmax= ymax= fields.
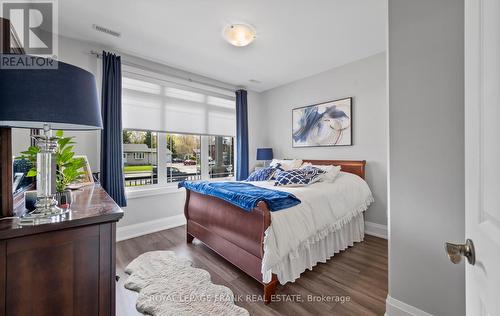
xmin=250 ymin=172 xmax=374 ymax=284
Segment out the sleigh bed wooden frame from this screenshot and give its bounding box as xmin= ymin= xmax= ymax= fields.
xmin=183 ymin=160 xmax=366 ymax=304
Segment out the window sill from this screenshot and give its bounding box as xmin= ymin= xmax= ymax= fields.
xmin=209 ymin=176 xmax=235 ymax=182
xmin=126 ymin=184 xmax=185 ymax=199
xmin=125 ymin=177 xmax=235 ymax=200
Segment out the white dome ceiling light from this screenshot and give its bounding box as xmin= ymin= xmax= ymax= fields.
xmin=223 ymin=24 xmax=256 ymax=47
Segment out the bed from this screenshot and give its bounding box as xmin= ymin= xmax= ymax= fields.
xmin=183 ymin=160 xmax=373 ymax=304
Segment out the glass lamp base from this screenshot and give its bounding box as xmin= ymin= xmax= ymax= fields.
xmin=21 ymin=196 xmax=69 ymax=221
xmin=24 ymin=205 xmax=69 ymax=219
xmin=20 ymin=125 xmax=69 ymax=225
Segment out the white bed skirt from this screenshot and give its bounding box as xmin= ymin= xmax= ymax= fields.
xmin=262 ymin=211 xmax=365 ymax=284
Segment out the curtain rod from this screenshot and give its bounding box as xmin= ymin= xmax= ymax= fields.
xmin=89 ymin=50 xmax=237 ymax=94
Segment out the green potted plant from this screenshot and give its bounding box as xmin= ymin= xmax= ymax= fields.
xmin=19 ymin=130 xmax=87 ymax=205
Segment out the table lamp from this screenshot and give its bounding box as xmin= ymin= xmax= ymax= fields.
xmin=256 ymin=148 xmax=273 ymax=167
xmin=0 ymin=56 xmax=102 ymax=219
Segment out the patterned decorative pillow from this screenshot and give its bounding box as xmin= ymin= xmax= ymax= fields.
xmin=274 ymin=169 xmax=309 ymax=186
xmin=246 ymin=165 xmax=280 ymax=181
xmin=301 ymin=165 xmax=327 ymax=184
xmin=300 ymin=164 xmax=341 ymax=183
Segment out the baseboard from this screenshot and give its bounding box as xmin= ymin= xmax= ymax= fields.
xmin=118 ymin=217 xmax=387 ymax=241
xmin=385 ymin=296 xmax=433 ymax=316
xmin=116 ymin=214 xmax=186 ymax=242
xmin=365 ymin=221 xmax=388 ymax=239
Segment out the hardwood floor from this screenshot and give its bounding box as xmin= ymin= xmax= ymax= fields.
xmin=116 ymin=226 xmax=388 ymax=316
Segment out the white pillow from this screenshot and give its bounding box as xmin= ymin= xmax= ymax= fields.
xmin=301 ymin=163 xmax=341 ymax=183
xmin=317 ymin=165 xmax=341 ymax=182
xmin=270 ymin=159 xmax=303 ymax=171
xmin=300 ymin=162 xmax=313 ymax=168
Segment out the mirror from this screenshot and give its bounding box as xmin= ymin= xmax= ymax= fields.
xmin=12 ymin=128 xmax=35 ymax=196
xmin=13 ymin=157 xmax=34 ymax=194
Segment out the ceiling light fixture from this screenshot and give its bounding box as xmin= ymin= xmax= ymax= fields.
xmin=223 ymin=24 xmax=256 ymax=47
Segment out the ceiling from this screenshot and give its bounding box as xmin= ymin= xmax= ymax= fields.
xmin=58 ymin=0 xmax=387 ymax=92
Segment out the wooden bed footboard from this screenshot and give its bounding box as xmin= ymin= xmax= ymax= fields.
xmin=184 ymin=189 xmax=278 ymax=303
xmin=183 ymin=160 xmax=366 ymax=304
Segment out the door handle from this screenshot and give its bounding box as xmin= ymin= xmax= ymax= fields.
xmin=445 ymin=239 xmax=475 ymax=265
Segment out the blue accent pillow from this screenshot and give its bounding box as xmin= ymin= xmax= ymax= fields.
xmin=246 ymin=166 xmax=278 ymax=181
xmin=301 ymin=166 xmax=327 ymax=183
xmin=274 ymin=169 xmax=309 ymax=186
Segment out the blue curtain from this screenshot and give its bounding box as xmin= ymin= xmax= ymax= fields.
xmin=100 ymin=51 xmax=127 ymax=207
xmin=236 ymin=89 xmax=249 ymax=180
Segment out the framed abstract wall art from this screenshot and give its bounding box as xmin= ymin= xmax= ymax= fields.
xmin=292 ymin=97 xmax=352 ymax=147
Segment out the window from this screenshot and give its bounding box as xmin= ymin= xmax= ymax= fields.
xmin=133 ymin=152 xmax=145 ymax=160
xmin=121 ymin=66 xmax=235 ymax=136
xmin=121 ymin=66 xmax=235 ymax=188
xmin=208 ymin=136 xmax=234 ymax=179
xmin=123 ymin=130 xmax=157 ymax=187
xmin=166 ymin=133 xmax=202 ymax=183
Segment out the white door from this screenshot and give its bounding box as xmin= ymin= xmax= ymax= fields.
xmin=462 ymin=0 xmax=500 ymax=315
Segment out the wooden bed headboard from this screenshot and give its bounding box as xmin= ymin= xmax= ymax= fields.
xmin=302 ymin=160 xmax=366 ymax=179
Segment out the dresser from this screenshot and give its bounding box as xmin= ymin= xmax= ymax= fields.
xmin=0 ymin=185 xmax=123 ymax=316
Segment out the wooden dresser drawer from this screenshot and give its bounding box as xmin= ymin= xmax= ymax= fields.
xmin=1 ymin=223 xmax=116 ymax=316
xmin=0 ymin=185 xmax=123 ymax=316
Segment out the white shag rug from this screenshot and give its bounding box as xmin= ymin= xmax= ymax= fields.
xmin=124 ymin=251 xmax=249 ymax=316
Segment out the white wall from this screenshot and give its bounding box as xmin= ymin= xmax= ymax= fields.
xmin=11 ymin=128 xmax=30 ymax=157
xmin=119 ymin=191 xmax=186 ymax=227
xmin=247 ymin=90 xmax=267 ymax=171
xmin=387 ymin=0 xmax=465 ymax=315
xmin=261 ymin=53 xmax=388 ymax=226
xmin=57 ymin=36 xmax=102 ymax=172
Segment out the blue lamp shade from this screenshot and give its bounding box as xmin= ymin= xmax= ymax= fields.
xmin=0 ymin=55 xmax=102 ymax=130
xmin=256 ymin=148 xmax=273 ymax=161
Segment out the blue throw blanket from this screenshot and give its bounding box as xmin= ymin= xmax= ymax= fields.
xmin=178 ymin=181 xmax=301 ymax=212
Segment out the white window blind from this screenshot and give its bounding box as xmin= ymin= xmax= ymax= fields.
xmin=122 ymin=66 xmax=236 ymax=136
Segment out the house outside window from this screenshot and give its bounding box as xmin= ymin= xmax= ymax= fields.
xmin=121 ymin=65 xmax=235 ymax=188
